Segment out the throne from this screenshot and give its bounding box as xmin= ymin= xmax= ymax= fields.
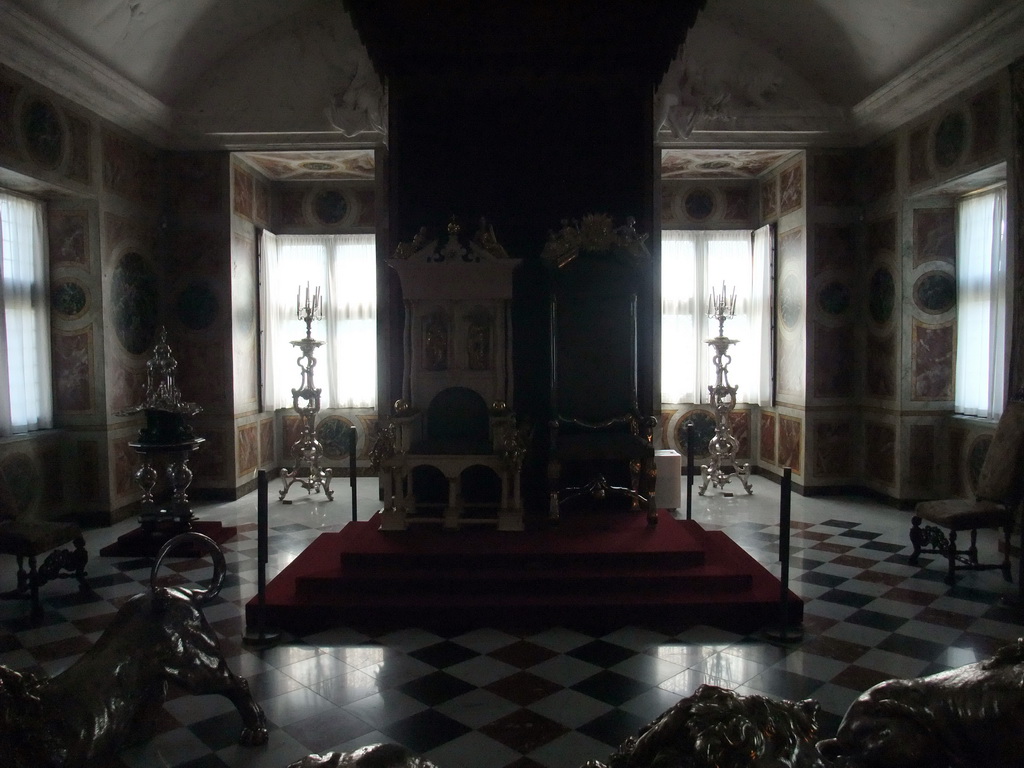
xmin=375 ymin=220 xmax=526 ymax=531
xmin=544 ymin=216 xmax=657 ymax=524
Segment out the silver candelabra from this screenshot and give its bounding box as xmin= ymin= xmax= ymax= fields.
xmin=280 ymin=284 xmax=334 ymax=503
xmin=699 ymin=283 xmax=753 ymax=496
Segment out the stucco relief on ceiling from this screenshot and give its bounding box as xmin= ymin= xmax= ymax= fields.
xmin=241 ymin=150 xmax=375 ymax=181
xmin=661 ymin=149 xmax=795 ymax=180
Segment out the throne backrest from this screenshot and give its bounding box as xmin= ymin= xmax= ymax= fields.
xmin=425 ymin=386 xmax=490 ymax=445
xmin=550 ymin=249 xmax=642 ymax=426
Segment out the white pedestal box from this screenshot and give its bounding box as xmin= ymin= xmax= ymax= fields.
xmin=655 ymin=449 xmax=682 ymax=511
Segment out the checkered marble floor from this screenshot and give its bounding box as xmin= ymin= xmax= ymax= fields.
xmin=3 ymin=475 xmax=1023 ymax=768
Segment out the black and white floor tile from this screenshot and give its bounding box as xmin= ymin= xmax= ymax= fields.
xmin=2 ymin=476 xmax=1022 ymax=768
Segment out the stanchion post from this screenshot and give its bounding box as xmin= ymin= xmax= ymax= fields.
xmin=244 ymin=469 xmax=280 ymax=646
xmin=764 ymin=466 xmax=803 ymax=644
xmin=685 ymin=421 xmax=694 ymax=520
xmin=350 ymin=425 xmax=357 ymax=522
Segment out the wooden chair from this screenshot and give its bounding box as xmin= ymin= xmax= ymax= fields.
xmin=910 ymin=401 xmax=1024 ymax=585
xmin=0 ymin=475 xmax=88 ymax=618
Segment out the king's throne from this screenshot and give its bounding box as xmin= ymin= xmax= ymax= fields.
xmin=375 ymin=220 xmax=526 ymax=531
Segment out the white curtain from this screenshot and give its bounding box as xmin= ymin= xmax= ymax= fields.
xmin=955 ymin=186 xmax=1006 ymax=418
xmin=261 ymin=232 xmax=377 ymax=410
xmin=0 ymin=191 xmax=52 ymax=435
xmin=750 ymin=224 xmax=773 ymax=407
xmin=661 ymin=230 xmax=758 ymax=404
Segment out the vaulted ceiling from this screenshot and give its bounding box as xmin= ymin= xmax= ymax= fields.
xmin=1 ymin=0 xmax=1022 ymax=165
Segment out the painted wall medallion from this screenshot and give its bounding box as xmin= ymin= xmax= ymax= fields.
xmin=684 ymin=188 xmax=714 ymax=221
xmin=913 ymin=271 xmax=956 ymax=314
xmin=779 ymin=271 xmax=803 ymax=330
xmin=933 ymin=110 xmax=967 ymax=169
xmin=314 ymin=189 xmax=348 ymax=225
xmin=176 ymin=280 xmax=219 ymax=331
xmin=678 ymin=410 xmax=716 ymax=459
xmin=316 ymin=416 xmax=354 ymax=460
xmin=818 ymin=281 xmax=851 ymax=316
xmin=21 ymin=96 xmax=65 ymax=169
xmin=51 ymin=279 xmax=88 ymax=318
xmin=112 ymin=251 xmax=159 ymax=355
xmin=868 ymin=267 xmax=895 ymax=325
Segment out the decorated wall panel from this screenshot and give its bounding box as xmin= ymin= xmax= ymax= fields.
xmin=0 ymin=67 xmax=92 ymax=191
xmin=811 ymin=418 xmax=855 ymax=480
xmin=775 ymin=225 xmax=806 ymax=403
xmin=231 ymin=229 xmax=259 ymax=411
xmin=660 ymin=181 xmax=757 ymax=229
xmin=272 ymin=182 xmax=375 ymax=232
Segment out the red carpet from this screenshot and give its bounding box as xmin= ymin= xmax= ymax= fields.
xmin=246 ymin=510 xmax=801 ymax=635
xmin=100 ymin=520 xmax=238 ymax=558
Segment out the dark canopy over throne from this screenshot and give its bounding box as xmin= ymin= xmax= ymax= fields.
xmin=544 ymin=216 xmax=657 ymax=524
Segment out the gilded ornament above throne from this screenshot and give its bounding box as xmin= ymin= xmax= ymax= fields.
xmin=375 ymin=219 xmax=525 ymax=531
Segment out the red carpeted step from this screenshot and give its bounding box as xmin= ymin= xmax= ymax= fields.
xmin=337 ymin=511 xmax=707 ymax=573
xmin=248 ymin=511 xmax=802 ymax=635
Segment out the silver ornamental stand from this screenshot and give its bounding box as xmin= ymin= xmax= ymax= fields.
xmin=699 ymin=283 xmax=753 ymax=496
xmin=280 ymin=285 xmax=334 ymax=503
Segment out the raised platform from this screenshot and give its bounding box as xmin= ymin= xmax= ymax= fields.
xmin=247 ymin=510 xmax=801 ymax=635
xmin=100 ymin=520 xmax=237 ymax=558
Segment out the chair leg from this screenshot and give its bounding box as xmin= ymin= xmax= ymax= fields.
xmin=909 ymin=516 xmax=924 ymax=566
xmin=27 ymin=553 xmax=41 ymax=618
xmin=73 ymin=535 xmax=90 ymax=593
xmin=946 ymin=530 xmax=957 ymax=585
xmin=1001 ymin=523 xmax=1013 ymax=583
xmin=967 ymin=529 xmax=979 ymax=566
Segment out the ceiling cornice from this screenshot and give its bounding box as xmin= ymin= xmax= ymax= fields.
xmin=852 ymin=0 xmax=1024 ymax=142
xmin=0 ymin=1 xmax=174 ymax=146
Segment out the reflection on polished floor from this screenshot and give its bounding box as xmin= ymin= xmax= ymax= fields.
xmin=2 ymin=475 xmax=1022 ymax=768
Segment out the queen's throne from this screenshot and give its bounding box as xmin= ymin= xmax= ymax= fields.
xmin=544 ymin=216 xmax=657 ymax=525
xmin=375 ymin=220 xmax=526 ymax=531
